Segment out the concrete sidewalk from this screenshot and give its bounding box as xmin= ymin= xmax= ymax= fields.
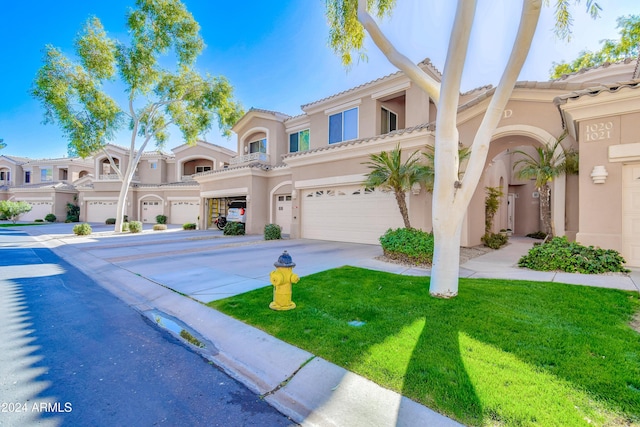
xmin=11 ymin=223 xmax=640 ymax=426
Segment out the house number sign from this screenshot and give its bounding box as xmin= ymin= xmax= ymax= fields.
xmin=584 ymin=121 xmax=613 ymax=142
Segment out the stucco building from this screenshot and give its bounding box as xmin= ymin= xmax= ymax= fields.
xmin=2 ymin=58 xmax=639 ymax=266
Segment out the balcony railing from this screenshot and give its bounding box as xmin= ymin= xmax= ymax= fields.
xmin=0 ymin=180 xmax=13 ymax=186
xmin=99 ymin=174 xmax=140 ymax=182
xmin=229 ymin=152 xmax=270 ymax=165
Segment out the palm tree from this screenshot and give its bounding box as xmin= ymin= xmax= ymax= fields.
xmin=512 ymin=132 xmax=578 ymax=238
xmin=422 ymin=144 xmax=471 ymax=193
xmin=363 ymin=144 xmax=429 ymax=229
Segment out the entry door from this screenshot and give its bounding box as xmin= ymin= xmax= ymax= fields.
xmin=275 ymin=195 xmax=292 ymax=234
xmin=507 ymin=193 xmax=515 ymax=232
xmin=141 ymin=200 xmax=163 ymax=223
xmin=623 ymin=164 xmax=640 ymax=267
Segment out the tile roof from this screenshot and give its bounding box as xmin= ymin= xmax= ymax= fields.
xmin=300 ymin=58 xmax=442 ymax=110
xmin=11 ymin=182 xmax=76 ymax=190
xmin=553 ymin=79 xmax=640 ymax=105
xmin=551 ymin=57 xmax=638 ymax=81
xmin=283 ymin=122 xmax=434 ymax=159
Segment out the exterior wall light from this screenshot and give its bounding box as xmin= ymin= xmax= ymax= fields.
xmin=411 ymin=182 xmax=421 ymax=195
xmin=590 ymin=165 xmax=608 ymax=184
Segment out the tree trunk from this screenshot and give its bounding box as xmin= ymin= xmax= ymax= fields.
xmin=394 ymin=191 xmax=411 ymax=229
xmin=539 ymin=184 xmax=553 ymax=238
xmin=429 ymin=210 xmax=463 ymax=298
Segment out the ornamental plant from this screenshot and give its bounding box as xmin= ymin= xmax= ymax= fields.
xmin=264 ymin=224 xmax=282 ymax=240
xmin=73 ymin=223 xmax=92 ymax=236
xmin=224 ymin=222 xmax=245 ymax=236
xmin=379 ymin=228 xmax=434 ymax=265
xmin=128 ymin=221 xmax=143 ymax=233
xmin=518 ymin=236 xmax=630 ymax=274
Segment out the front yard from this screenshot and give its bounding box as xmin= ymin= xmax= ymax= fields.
xmin=210 ymin=266 xmax=640 ymax=426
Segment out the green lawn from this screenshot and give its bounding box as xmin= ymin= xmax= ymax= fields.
xmin=209 ymin=266 xmax=640 ymax=426
xmin=0 ymin=222 xmax=46 ymax=227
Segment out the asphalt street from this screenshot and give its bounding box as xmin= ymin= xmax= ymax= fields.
xmin=0 ymin=229 xmax=296 ymax=427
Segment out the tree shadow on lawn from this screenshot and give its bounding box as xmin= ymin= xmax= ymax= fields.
xmin=211 ymin=266 xmax=640 ymax=426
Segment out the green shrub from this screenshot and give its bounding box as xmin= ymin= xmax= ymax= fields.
xmin=73 ymin=223 xmax=92 ymax=236
xmin=129 ymin=221 xmax=142 ymax=233
xmin=153 ymin=224 xmax=167 ymax=231
xmin=35 ymin=219 xmax=44 ymax=222
xmin=379 ymin=228 xmax=434 ymax=265
xmin=44 ymin=213 xmax=57 ymax=222
xmin=481 ymin=232 xmax=508 ymax=249
xmin=518 ymin=236 xmax=630 ymax=274
xmin=155 ymin=214 xmax=167 ymax=224
xmin=106 ymin=218 xmax=116 ymax=225
xmin=526 ymin=231 xmax=547 ymax=240
xmin=121 ymin=222 xmax=130 ymax=232
xmin=264 ymin=223 xmax=281 ymax=240
xmin=66 ymin=201 xmax=80 ymax=222
xmin=224 ymin=222 xmax=245 ymax=236
xmin=183 ymin=222 xmax=197 ymax=230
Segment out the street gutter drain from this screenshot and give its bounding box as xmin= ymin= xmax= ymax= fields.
xmin=152 ymin=312 xmax=205 ymax=348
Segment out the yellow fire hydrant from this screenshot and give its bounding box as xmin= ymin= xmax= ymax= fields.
xmin=269 ymin=250 xmax=299 ymax=311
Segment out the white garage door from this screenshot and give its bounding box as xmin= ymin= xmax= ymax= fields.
xmin=86 ymin=201 xmax=117 ymax=223
xmin=275 ymin=195 xmax=292 ymax=234
xmin=170 ymin=200 xmax=200 ymax=225
xmin=19 ymin=201 xmax=52 ymax=222
xmin=301 ymin=185 xmax=405 ymax=244
xmin=623 ymin=164 xmax=640 ymax=267
xmin=141 ymin=200 xmax=164 ymax=223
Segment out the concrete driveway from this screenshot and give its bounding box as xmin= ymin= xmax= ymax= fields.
xmin=31 ymin=224 xmax=384 ymax=303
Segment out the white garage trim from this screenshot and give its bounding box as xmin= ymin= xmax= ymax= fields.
xmin=269 ymin=181 xmax=292 ymax=224
xmin=201 ymin=188 xmax=249 ymax=198
xmin=295 ymin=175 xmax=366 ymax=190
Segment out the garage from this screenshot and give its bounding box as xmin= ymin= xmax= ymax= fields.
xmin=141 ymin=200 xmax=164 ymax=223
xmin=275 ymin=195 xmax=292 ymax=234
xmin=19 ymin=200 xmax=53 ymax=222
xmin=169 ymin=199 xmax=200 ymax=225
xmin=86 ymin=200 xmax=117 ymax=223
xmin=623 ymin=164 xmax=640 ymax=267
xmin=300 ymin=185 xmax=405 ymax=244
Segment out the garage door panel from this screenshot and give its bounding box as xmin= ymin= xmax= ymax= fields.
xmin=86 ymin=201 xmax=117 ymax=223
xmin=20 ymin=202 xmax=52 ymax=222
xmin=301 ymin=186 xmax=405 ymax=245
xmin=170 ymin=201 xmax=199 ymax=225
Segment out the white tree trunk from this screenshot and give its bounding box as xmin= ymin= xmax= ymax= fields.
xmin=359 ymin=0 xmax=541 ymax=297
xmin=430 ymin=209 xmax=463 ymax=297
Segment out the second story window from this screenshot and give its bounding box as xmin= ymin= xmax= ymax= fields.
xmin=289 ymin=129 xmax=310 ymax=153
xmin=381 ymin=107 xmax=398 ymax=134
xmin=329 ymin=107 xmax=358 ymax=144
xmin=150 ymin=162 xmax=157 ymax=169
xmin=249 ymin=138 xmax=267 ymax=154
xmin=25 ymin=171 xmax=31 ymax=183
xmin=41 ymin=168 xmax=52 ymax=182
xmin=195 ymin=166 xmax=211 ymax=173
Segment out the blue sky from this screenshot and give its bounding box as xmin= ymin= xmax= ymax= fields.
xmin=1 ymin=0 xmax=638 ymax=159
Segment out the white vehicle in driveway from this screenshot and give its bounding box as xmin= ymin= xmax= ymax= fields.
xmin=226 ymin=200 xmax=246 ymax=223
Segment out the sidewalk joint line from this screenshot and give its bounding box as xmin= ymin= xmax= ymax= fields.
xmin=260 ymin=356 xmax=316 ymax=399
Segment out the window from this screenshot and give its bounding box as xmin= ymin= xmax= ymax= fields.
xmin=329 ymin=107 xmax=358 ymax=144
xmin=0 ymin=171 xmax=5 ymax=180
xmin=150 ymin=162 xmax=157 ymax=169
xmin=195 ymin=166 xmax=211 ymax=173
xmin=289 ymin=129 xmax=310 ymax=153
xmin=249 ymin=138 xmax=266 ymax=154
xmin=41 ymin=168 xmax=52 ymax=182
xmin=25 ymin=171 xmax=30 ymax=183
xmin=381 ymin=107 xmax=398 ymax=134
